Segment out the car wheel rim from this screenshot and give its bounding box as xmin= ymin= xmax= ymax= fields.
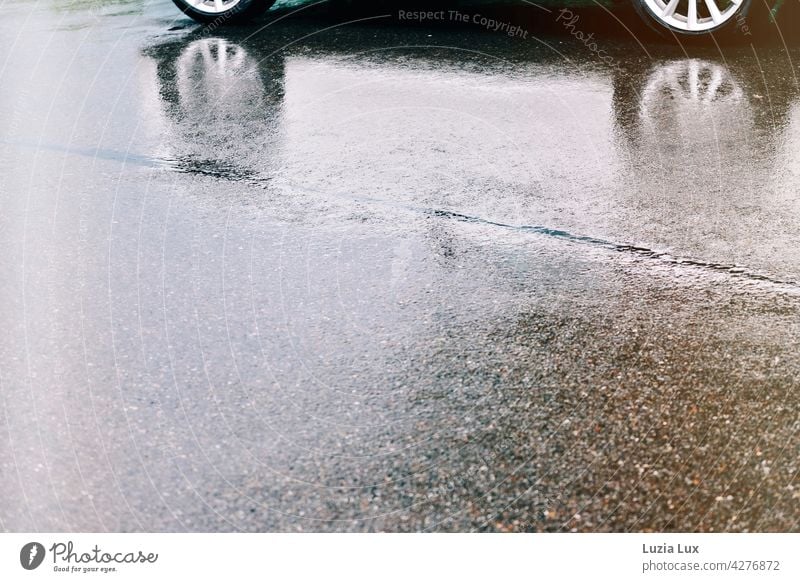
xmin=185 ymin=0 xmax=243 ymax=14
xmin=642 ymin=0 xmax=744 ymax=32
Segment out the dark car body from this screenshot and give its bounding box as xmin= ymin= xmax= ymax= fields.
xmin=173 ymin=0 xmax=798 ymax=40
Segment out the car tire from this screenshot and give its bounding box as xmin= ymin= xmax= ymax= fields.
xmin=634 ymin=0 xmax=752 ymax=37
xmin=172 ymin=0 xmax=276 ymax=25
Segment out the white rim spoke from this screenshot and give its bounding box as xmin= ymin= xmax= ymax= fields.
xmin=185 ymin=0 xmax=242 ymax=14
xmin=704 ymin=0 xmax=724 ymax=24
xmin=663 ymin=0 xmax=681 ymax=18
xmin=687 ymin=0 xmax=698 ymax=31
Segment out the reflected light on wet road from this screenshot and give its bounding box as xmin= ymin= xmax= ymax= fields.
xmin=0 ymin=1 xmax=799 ymax=533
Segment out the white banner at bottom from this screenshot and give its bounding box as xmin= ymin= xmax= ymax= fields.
xmin=1 ymin=533 xmax=797 ymax=581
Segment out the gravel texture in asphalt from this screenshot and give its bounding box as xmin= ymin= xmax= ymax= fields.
xmin=0 ymin=0 xmax=798 ymax=532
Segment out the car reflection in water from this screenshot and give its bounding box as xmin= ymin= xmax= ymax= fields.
xmin=150 ymin=36 xmax=283 ymax=181
xmin=143 ymin=29 xmax=800 ymax=280
xmin=145 ymin=32 xmax=621 ymax=233
xmin=613 ymin=57 xmax=800 ymax=279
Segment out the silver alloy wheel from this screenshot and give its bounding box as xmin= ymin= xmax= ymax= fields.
xmin=641 ymin=0 xmax=744 ymax=32
xmin=184 ymin=0 xmax=242 ymax=14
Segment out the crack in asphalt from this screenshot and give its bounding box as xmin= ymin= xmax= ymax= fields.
xmin=429 ymin=209 xmax=800 ymax=290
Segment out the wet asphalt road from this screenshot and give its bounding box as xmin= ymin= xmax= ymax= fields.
xmin=1 ymin=0 xmax=799 ymax=532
